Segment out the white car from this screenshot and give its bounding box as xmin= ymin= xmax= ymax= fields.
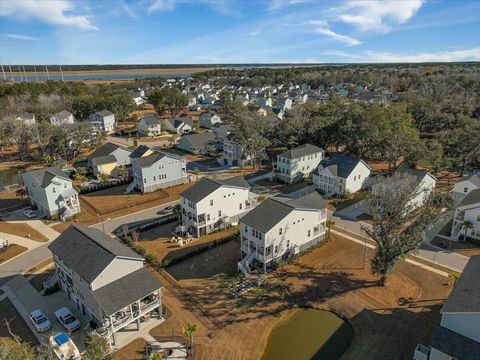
xmin=29 ymin=309 xmax=51 ymax=332
xmin=23 ymin=209 xmax=36 ymax=218
xmin=54 ymin=307 xmax=81 ymax=332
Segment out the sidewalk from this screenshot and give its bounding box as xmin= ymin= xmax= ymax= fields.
xmin=0 ymin=232 xmax=44 ymax=251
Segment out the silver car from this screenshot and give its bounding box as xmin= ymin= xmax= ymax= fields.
xmin=30 ymin=309 xmax=52 ymax=332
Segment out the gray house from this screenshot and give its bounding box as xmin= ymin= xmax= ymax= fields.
xmin=88 ymin=142 xmax=132 ymax=176
xmin=161 ymin=118 xmax=193 ymax=134
xmin=128 ymin=151 xmax=188 ymax=193
xmin=176 ymin=132 xmax=218 ymax=155
xmin=22 ymin=167 xmax=80 ymax=221
xmin=50 ymin=110 xmax=74 ymax=126
xmin=137 ymin=114 xmax=161 ymax=137
xmin=90 ymin=110 xmax=116 ymax=133
xmin=15 ymin=112 xmax=36 ymax=125
xmin=212 ymin=123 xmax=234 ymax=141
xmin=199 ymin=112 xmax=222 ymax=129
xmin=49 ymin=225 xmax=163 ymax=346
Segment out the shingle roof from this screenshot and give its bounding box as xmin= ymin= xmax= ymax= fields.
xmin=180 ymin=176 xmax=249 ymax=203
xmin=23 ymin=167 xmax=71 ymax=189
xmin=48 ymin=225 xmax=143 ymax=283
xmin=441 ymin=255 xmax=480 ymax=313
xmin=91 ymin=155 xmax=117 ymax=166
xmin=135 ymin=152 xmax=166 ymax=167
xmin=457 ymin=175 xmax=480 ymax=188
xmin=395 ymin=166 xmax=437 ymax=183
xmin=141 ymin=115 xmax=161 ymax=126
xmin=314 ymin=154 xmax=369 ymax=178
xmin=180 ymin=132 xmax=216 ymax=148
xmin=240 ymin=190 xmax=327 ymax=233
xmin=88 ymin=143 xmax=120 ymax=160
xmin=129 ymin=145 xmax=152 ymax=159
xmin=430 ymin=326 xmax=480 ymax=360
xmin=95 ymin=110 xmax=114 ymax=117
xmin=92 ymin=267 xmax=162 ymax=316
xmin=53 ymin=110 xmax=72 ymax=119
xmin=16 ymin=113 xmax=35 ymax=121
xmin=457 ymin=188 xmax=480 ymax=208
xmin=278 ymin=144 xmax=324 ymax=159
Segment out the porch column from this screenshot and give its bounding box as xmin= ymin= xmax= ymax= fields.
xmin=263 ymin=245 xmax=266 ymax=274
xmin=158 ymin=289 xmax=163 ymax=318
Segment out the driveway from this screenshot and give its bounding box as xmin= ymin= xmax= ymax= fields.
xmin=334 ymin=200 xmax=368 ymax=221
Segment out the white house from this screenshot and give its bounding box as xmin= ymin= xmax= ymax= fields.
xmin=274 ymin=144 xmax=325 ymax=184
xmin=414 ymin=255 xmax=480 ymax=360
xmin=218 ymin=134 xmax=250 ymax=167
xmin=257 ymin=97 xmax=272 ymax=107
xmin=276 ymin=97 xmax=293 ymax=110
xmin=313 ymin=154 xmax=371 ymax=196
xmin=90 ymin=110 xmax=116 ymax=133
xmin=15 ymin=112 xmax=36 ymax=125
xmin=179 ymin=176 xmax=254 ymax=237
xmin=239 ymin=191 xmax=328 ymax=274
xmin=450 ymin=188 xmax=480 ymax=242
xmin=128 ymin=89 xmax=145 ymax=106
xmin=137 ymin=114 xmax=161 ymax=137
xmin=22 ymin=167 xmax=80 ymax=221
xmin=452 ymin=174 xmax=480 ymax=203
xmin=199 ymin=112 xmax=222 ymax=129
xmin=48 ymin=225 xmax=163 ymax=347
xmin=50 ymin=110 xmax=74 ymax=126
xmin=128 ymin=151 xmax=188 ymax=193
xmin=394 ymin=167 xmax=437 ymax=210
xmin=161 ymin=118 xmax=193 ymax=134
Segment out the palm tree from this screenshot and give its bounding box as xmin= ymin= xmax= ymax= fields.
xmin=462 ymin=221 xmax=474 ymax=241
xmin=325 ymin=218 xmax=335 ymax=240
xmin=181 ymin=322 xmax=197 ymax=357
xmin=15 ymin=187 xmax=27 ymax=200
xmin=173 ymin=204 xmax=182 ymax=225
xmin=117 ymin=165 xmax=127 ymax=178
xmin=192 ymin=168 xmax=200 ymax=182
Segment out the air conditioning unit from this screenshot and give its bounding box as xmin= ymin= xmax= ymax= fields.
xmin=413 ymin=344 xmax=431 ymax=360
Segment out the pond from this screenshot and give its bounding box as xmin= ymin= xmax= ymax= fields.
xmin=0 ymin=168 xmax=22 ymax=191
xmin=262 ymin=308 xmax=353 ymax=360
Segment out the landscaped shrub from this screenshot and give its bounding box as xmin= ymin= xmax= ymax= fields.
xmin=133 ymin=245 xmax=147 ymax=256
xmin=146 ymin=253 xmax=160 ymax=267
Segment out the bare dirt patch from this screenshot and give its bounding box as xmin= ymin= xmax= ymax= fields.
xmin=0 ymin=298 xmax=38 ymax=345
xmin=432 ymin=236 xmax=480 ymax=257
xmin=0 ymin=244 xmax=27 ymax=264
xmin=0 ymin=221 xmax=49 ymax=242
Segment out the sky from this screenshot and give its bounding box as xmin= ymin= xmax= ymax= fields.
xmin=0 ymin=0 xmax=479 ymax=64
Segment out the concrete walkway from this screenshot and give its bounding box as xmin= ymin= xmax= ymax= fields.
xmin=0 ymin=232 xmax=44 ymax=251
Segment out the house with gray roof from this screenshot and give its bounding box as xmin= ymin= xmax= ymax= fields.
xmin=21 ymin=167 xmax=80 ymax=221
xmin=212 ymin=123 xmax=234 ymax=141
xmin=199 ymin=112 xmax=222 ymax=129
xmin=452 ymin=174 xmax=480 ymax=203
xmin=313 ymin=154 xmax=371 ymax=196
xmin=451 ymin=188 xmax=480 ymax=242
xmin=394 ymin=166 xmax=437 ymax=210
xmin=50 ymin=110 xmax=74 ymax=126
xmin=179 ymin=176 xmax=253 ymax=237
xmin=49 ymin=225 xmax=163 ymax=346
xmin=90 ymin=110 xmax=116 ymax=133
xmin=161 ymin=116 xmax=193 ymax=134
xmin=128 ymin=151 xmax=188 ymax=193
xmin=176 ymin=132 xmax=219 ymax=155
xmin=274 ymin=144 xmax=326 ymax=184
xmin=414 ymin=255 xmax=480 ymax=360
xmin=137 ymin=114 xmax=161 ymax=137
xmin=15 ymin=112 xmax=36 ymax=125
xmin=239 ymin=191 xmax=328 ymax=274
xmin=88 ymin=142 xmax=132 ymax=176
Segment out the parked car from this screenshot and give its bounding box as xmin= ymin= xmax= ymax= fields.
xmin=29 ymin=309 xmax=51 ymax=332
xmin=159 ymin=205 xmax=174 ymax=215
xmin=23 ymin=209 xmax=36 ymax=218
xmin=49 ymin=332 xmax=80 ymax=360
xmin=54 ymin=307 xmax=81 ymax=332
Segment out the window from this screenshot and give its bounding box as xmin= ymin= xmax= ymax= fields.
xmin=210 ymin=199 xmax=214 ymax=206
xmin=144 ymin=178 xmax=147 ymax=183
xmin=354 ymin=176 xmax=357 ymax=181
xmin=308 ymin=230 xmax=311 ymax=237
xmin=218 ymin=210 xmax=222 ymax=217
xmin=52 ymin=187 xmax=56 ymax=193
xmin=153 ymin=176 xmax=156 ymax=181
xmin=207 ymin=214 xmax=210 ymax=221
xmin=239 ymin=203 xmax=243 ymax=210
xmin=464 ymin=187 xmax=468 ymax=193
xmin=244 ymin=225 xmax=248 ymax=233
xmin=279 ymin=228 xmax=282 ymax=235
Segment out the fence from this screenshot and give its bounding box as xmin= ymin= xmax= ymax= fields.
xmin=78 ymin=176 xmax=133 ymax=194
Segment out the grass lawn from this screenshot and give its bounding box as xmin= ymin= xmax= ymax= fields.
xmin=0 ymin=221 xmax=49 ymax=242
xmin=0 ymin=298 xmax=38 ymax=345
xmin=116 ymin=233 xmax=452 ymax=360
xmin=0 ymin=244 xmax=27 ymax=264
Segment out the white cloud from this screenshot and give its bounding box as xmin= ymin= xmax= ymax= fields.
xmin=148 ymin=0 xmax=234 ymax=15
xmin=324 ymin=48 xmax=480 ymax=63
xmin=337 ymin=0 xmax=425 ymax=32
xmin=0 ymin=0 xmax=97 ymax=30
xmin=121 ymin=1 xmax=136 ymax=20
xmin=269 ymin=0 xmax=313 ymax=11
xmin=5 ymin=33 xmax=40 ymax=41
xmin=314 ymin=26 xmax=361 ymax=46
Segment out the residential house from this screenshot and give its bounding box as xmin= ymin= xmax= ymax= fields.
xmin=256 ymin=107 xmax=269 ymax=117
xmin=90 ymin=110 xmax=116 ymax=133
xmin=137 ymin=114 xmax=161 ymax=137
xmin=274 ymin=144 xmax=326 ymax=184
xmin=218 ymin=134 xmax=249 ymax=167
xmin=50 ymin=110 xmax=74 ymax=126
xmin=452 ymin=174 xmax=480 ymax=203
xmin=414 ymin=255 xmax=480 ymax=360
xmin=257 ymin=97 xmax=272 ymax=107
xmin=128 ymin=151 xmax=188 ymax=193
xmin=161 ymin=118 xmax=193 ymax=134
xmin=179 ymin=176 xmax=254 ymax=237
xmin=129 ymin=145 xmax=154 ymax=160
xmin=276 ymin=97 xmax=293 ymax=110
xmin=313 ymin=154 xmax=371 ymax=196
xmin=128 ymin=89 xmax=145 ymax=106
xmin=394 ymin=167 xmax=437 ymax=210
xmin=88 ymin=142 xmax=132 ymax=176
xmin=199 ymin=112 xmax=222 ymax=129
xmin=234 ymin=95 xmax=249 ymax=106
xmin=450 ymin=188 xmax=480 ymax=242
xmin=21 ymin=167 xmax=80 ymax=221
xmin=15 ymin=112 xmax=36 ymax=125
xmin=212 ymin=123 xmax=234 ymax=141
xmin=176 ymin=132 xmax=218 ymax=155
xmin=239 ymin=191 xmax=328 ymax=274
xmin=48 ymin=225 xmax=163 ymax=346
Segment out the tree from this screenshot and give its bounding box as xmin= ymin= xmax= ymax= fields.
xmin=147 ymin=88 xmax=188 ymax=117
xmin=116 ymin=165 xmax=127 ymax=178
xmin=362 ymin=172 xmax=453 ymax=286
xmin=192 ymin=168 xmax=200 ymax=182
xmin=15 ymin=187 xmax=27 ymax=200
xmin=325 ymin=218 xmax=335 ymax=240
xmin=98 ymin=173 xmax=110 ymax=182
xmin=173 ymin=204 xmax=182 ymax=225
xmin=181 ymin=323 xmax=197 ymax=357
xmin=83 ymin=334 xmax=111 ymax=360
xmin=461 ymin=220 xmax=474 ymax=241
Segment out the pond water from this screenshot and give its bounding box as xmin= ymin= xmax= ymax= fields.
xmin=262 ymin=308 xmax=353 ymax=360
xmin=8 ymin=73 xmax=191 ymax=82
xmin=0 ymin=168 xmax=22 ymax=191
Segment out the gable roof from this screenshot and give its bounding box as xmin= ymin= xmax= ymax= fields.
xmin=180 ymin=132 xmax=216 ymax=148
xmin=88 ymin=142 xmax=120 ymax=160
xmin=457 ymin=188 xmax=480 ymax=208
xmin=94 ymin=110 xmax=114 ymax=117
xmin=52 ymin=110 xmax=72 ymax=119
xmin=278 ymin=144 xmax=324 ymax=159
xmin=441 ymin=255 xmax=480 ymax=313
xmin=314 ymin=154 xmax=369 ymax=178
xmin=457 ymin=174 xmax=480 ymax=188
xmin=180 ymin=176 xmax=249 ymax=203
xmin=92 ymin=267 xmax=161 ymax=316
xmin=430 ymin=326 xmax=480 ymax=360
xmin=129 ymin=145 xmax=152 ymax=159
xmin=240 ymin=190 xmax=327 ymax=233
xmin=91 ymin=155 xmax=117 ymax=166
xmin=16 ymin=112 xmax=35 ymax=121
xmin=395 ymin=166 xmax=437 ymax=183
xmin=23 ymin=167 xmax=71 ymax=188
xmin=135 ymin=151 xmax=166 ymax=167
xmin=140 ymin=114 xmax=161 ymax=126
xmin=48 ymin=225 xmax=143 ymax=283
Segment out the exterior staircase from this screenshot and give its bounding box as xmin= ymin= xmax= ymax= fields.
xmin=238 ymin=249 xmax=255 ymax=276
xmin=42 ymin=270 xmax=59 ymax=293
xmin=125 ymin=180 xmax=137 ymax=194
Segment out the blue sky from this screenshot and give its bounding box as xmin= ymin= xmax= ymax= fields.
xmin=1 ymin=0 xmax=479 ymax=64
